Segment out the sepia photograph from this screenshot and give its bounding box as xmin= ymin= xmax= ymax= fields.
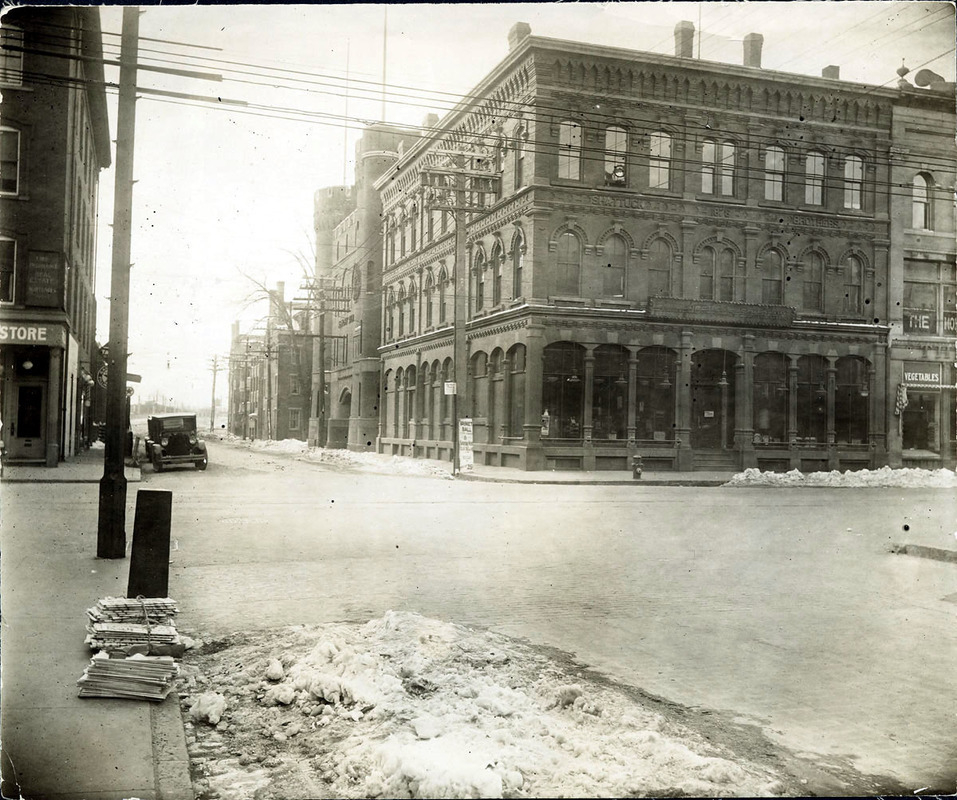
xmin=0 ymin=1 xmax=955 ymax=797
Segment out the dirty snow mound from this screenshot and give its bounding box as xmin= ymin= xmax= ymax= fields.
xmin=181 ymin=612 xmax=791 ymax=798
xmin=726 ymin=466 xmax=957 ymax=488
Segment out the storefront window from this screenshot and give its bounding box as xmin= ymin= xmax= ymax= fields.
xmin=902 ymin=392 xmax=939 ymax=452
xmin=542 ymin=342 xmax=584 ymax=439
xmin=835 ymin=357 xmax=868 ymax=444
xmin=753 ymin=353 xmax=789 ymax=443
xmin=796 ymin=355 xmax=827 ymax=443
xmin=635 ymin=347 xmax=675 ymax=442
xmin=592 ymin=345 xmax=628 ymax=440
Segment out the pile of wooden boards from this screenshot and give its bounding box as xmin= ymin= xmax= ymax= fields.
xmin=78 ymin=596 xmax=183 ymax=701
xmin=77 ymin=652 xmax=179 ymax=701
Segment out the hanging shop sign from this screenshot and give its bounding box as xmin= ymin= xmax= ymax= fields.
xmin=902 ymin=361 xmax=941 ymax=390
xmin=0 ymin=322 xmax=66 ymax=349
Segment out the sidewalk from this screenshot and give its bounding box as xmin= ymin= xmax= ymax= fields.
xmin=2 ymin=442 xmax=142 ymax=483
xmin=0 ymin=447 xmax=189 ymax=800
xmin=462 ymin=463 xmax=735 ymax=486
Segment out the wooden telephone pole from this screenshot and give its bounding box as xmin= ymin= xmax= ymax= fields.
xmin=97 ymin=6 xmax=138 ymax=559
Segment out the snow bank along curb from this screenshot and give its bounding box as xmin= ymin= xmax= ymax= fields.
xmin=725 ymin=466 xmax=957 ymax=488
xmin=180 ymin=612 xmax=801 ymax=799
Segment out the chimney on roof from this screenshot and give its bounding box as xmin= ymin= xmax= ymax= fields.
xmin=822 ymin=65 xmax=840 ymax=80
xmin=743 ymin=33 xmax=764 ymax=68
xmin=508 ymin=22 xmax=531 ymax=51
xmin=674 ymin=21 xmax=695 ymax=58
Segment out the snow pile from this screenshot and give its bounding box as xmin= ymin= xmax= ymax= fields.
xmin=726 ymin=466 xmax=957 ymax=488
xmin=181 ymin=612 xmax=790 ymax=798
xmin=204 ymin=431 xmax=453 ymax=479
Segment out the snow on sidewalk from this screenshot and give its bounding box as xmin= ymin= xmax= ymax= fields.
xmin=725 ymin=465 xmax=957 ymax=488
xmin=180 ymin=611 xmax=790 ymax=799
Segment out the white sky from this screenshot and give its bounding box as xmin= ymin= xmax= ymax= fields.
xmin=93 ymin=2 xmax=956 ymax=409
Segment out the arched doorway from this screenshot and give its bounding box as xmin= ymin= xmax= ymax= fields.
xmin=691 ymin=349 xmax=737 ymax=450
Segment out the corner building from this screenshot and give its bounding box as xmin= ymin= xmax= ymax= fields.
xmin=376 ymin=22 xmax=953 ymax=472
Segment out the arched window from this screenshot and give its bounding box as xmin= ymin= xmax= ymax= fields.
xmin=805 ymin=151 xmax=825 ymax=205
xmin=700 ymin=245 xmax=739 ymax=302
xmin=803 ymin=251 xmax=825 ymax=312
xmin=542 ymin=342 xmax=585 ymax=439
xmin=649 ymin=132 xmax=671 ymax=190
xmin=397 ymin=286 xmax=406 ymax=336
xmin=604 ymin=126 xmax=627 ymax=185
xmin=765 ymin=146 xmax=785 ymax=201
xmin=0 ymin=236 xmax=15 ymax=303
xmin=425 ymin=273 xmax=434 ymax=328
xmin=603 ymin=234 xmax=627 ymax=298
xmin=512 ymin=230 xmax=525 ymax=299
xmin=761 ymin=249 xmax=784 ymax=305
xmin=558 ymin=121 xmax=581 ymax=180
xmin=491 ymin=242 xmax=503 ymax=306
xmin=0 ymin=127 xmax=20 ymax=195
xmin=407 ymin=280 xmax=416 ymax=332
xmin=555 ymin=232 xmax=581 ymax=296
xmin=439 ymin=267 xmax=449 ymax=324
xmin=386 ymin=288 xmax=396 ymax=340
xmin=843 ymin=254 xmax=863 ymax=314
xmin=648 ymin=238 xmax=673 ymax=297
xmin=473 ymin=250 xmax=486 ymax=312
xmin=513 ymin=125 xmax=526 ymax=190
xmin=702 ymin=139 xmax=735 ymax=196
xmin=843 ymin=155 xmax=863 ymax=210
xmin=913 ymin=173 xmax=932 ymax=229
xmin=410 ymin=204 xmax=418 ymax=251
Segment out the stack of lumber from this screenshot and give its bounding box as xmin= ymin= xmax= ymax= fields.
xmin=77 ymin=652 xmax=179 ymax=701
xmin=85 ymin=596 xmax=182 ymax=655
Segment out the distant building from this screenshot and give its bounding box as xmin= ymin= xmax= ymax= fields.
xmin=227 ymin=283 xmax=313 ymax=442
xmin=371 ymin=21 xmax=956 ymax=472
xmin=311 ymin=123 xmax=424 ymax=450
xmin=0 ymin=8 xmax=111 ymax=465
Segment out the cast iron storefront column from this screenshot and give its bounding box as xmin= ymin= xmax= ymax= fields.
xmin=826 ymin=357 xmax=838 ymax=469
xmin=582 ymin=347 xmax=595 ymax=471
xmin=676 ymin=330 xmax=694 ymax=471
xmin=787 ymin=355 xmax=800 ymax=469
xmin=46 ymin=346 xmax=63 ymax=467
xmin=522 ymin=324 xmax=545 ymax=470
xmin=501 ymin=356 xmax=512 ymax=443
xmin=626 ymin=349 xmax=638 ymax=444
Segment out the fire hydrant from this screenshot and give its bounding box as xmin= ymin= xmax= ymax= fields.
xmin=632 ymin=454 xmax=643 ymax=480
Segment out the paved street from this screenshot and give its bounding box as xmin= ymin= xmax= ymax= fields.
xmin=121 ymin=439 xmax=955 ymax=794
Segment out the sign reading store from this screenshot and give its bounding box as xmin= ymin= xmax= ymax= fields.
xmin=0 ymin=323 xmax=67 ymax=349
xmin=902 ymin=361 xmax=941 ymax=390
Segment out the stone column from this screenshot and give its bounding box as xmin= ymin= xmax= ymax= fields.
xmin=47 ymin=346 xmax=63 ymax=467
xmin=626 ymin=348 xmax=638 ymax=444
xmin=522 ymin=323 xmax=546 ymax=470
xmin=826 ymin=357 xmax=838 ymax=469
xmin=501 ymin=356 xmax=512 ymax=441
xmin=738 ymin=335 xmax=756 ymax=467
xmin=583 ymin=348 xmax=595 ymax=443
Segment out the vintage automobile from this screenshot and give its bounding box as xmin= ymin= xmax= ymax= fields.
xmin=145 ymin=413 xmax=208 ymax=472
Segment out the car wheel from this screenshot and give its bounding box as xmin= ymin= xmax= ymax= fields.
xmin=196 ymin=458 xmax=207 ymax=471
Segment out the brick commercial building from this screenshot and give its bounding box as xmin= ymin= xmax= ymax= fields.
xmin=368 ymin=21 xmax=955 ymax=473
xmin=0 ymin=8 xmax=111 ymax=466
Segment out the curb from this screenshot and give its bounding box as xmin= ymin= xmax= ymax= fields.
xmin=151 ymin=695 xmax=194 ymax=800
xmin=457 ymin=474 xmax=729 ymax=487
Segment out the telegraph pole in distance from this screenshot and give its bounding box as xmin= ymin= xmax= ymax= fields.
xmin=97 ymin=6 xmax=138 ymax=559
xmin=209 ymin=355 xmax=220 ymax=431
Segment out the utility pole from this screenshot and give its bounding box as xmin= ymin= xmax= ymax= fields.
xmin=421 ymin=148 xmax=499 ymax=475
xmin=97 ymin=6 xmax=138 ymax=559
xmin=209 ymin=355 xmax=220 ymax=431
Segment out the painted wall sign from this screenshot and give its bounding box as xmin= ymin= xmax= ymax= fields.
xmin=903 ymin=309 xmax=937 ymax=334
xmin=0 ymin=322 xmax=66 ymax=348
xmin=25 ymin=251 xmax=65 ymax=308
xmin=902 ymin=361 xmax=941 ymax=389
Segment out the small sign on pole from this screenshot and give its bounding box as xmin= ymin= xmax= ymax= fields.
xmin=444 ymin=381 xmax=457 ymax=395
xmin=459 ymin=417 xmax=474 ymax=471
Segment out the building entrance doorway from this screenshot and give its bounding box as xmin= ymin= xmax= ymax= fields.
xmin=8 ymin=383 xmax=46 ymax=460
xmin=690 ymin=350 xmax=736 ymax=450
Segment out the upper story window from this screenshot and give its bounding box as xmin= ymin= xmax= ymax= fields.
xmin=805 ymin=151 xmax=825 ymax=206
xmin=842 ymin=254 xmax=863 ymax=313
xmin=702 ymin=139 xmax=735 ymax=196
xmin=604 ymin=126 xmax=627 ymax=185
xmin=491 ymin=243 xmax=503 ymax=306
xmin=439 ymin=267 xmax=449 ymax=324
xmin=803 ymin=251 xmax=825 ymax=312
xmin=0 ymin=128 xmax=20 ymax=195
xmin=603 ymin=234 xmax=627 ymax=298
xmin=902 ymin=258 xmax=954 ymax=336
xmin=407 ymin=280 xmax=416 ymax=332
xmin=558 ymin=121 xmax=582 ymax=181
xmin=700 ymin=245 xmax=739 ymax=302
xmin=514 ymin=125 xmax=526 ymax=190
xmin=843 ymin=155 xmax=863 ymax=210
xmin=648 ymin=238 xmax=674 ymax=298
xmin=648 ymin=132 xmax=671 ymax=190
xmin=556 ymin=232 xmax=581 ymax=296
xmin=0 ymin=237 xmax=15 ymax=303
xmin=397 ymin=286 xmax=406 ymax=336
xmin=912 ymin=173 xmax=932 ymax=230
xmin=764 ymin=146 xmax=785 ymax=201
xmin=761 ymin=249 xmax=785 ymax=305
xmin=0 ymin=26 xmax=23 ymax=85
xmin=512 ymin=230 xmax=525 ymax=298
xmin=473 ymin=250 xmax=486 ymax=312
